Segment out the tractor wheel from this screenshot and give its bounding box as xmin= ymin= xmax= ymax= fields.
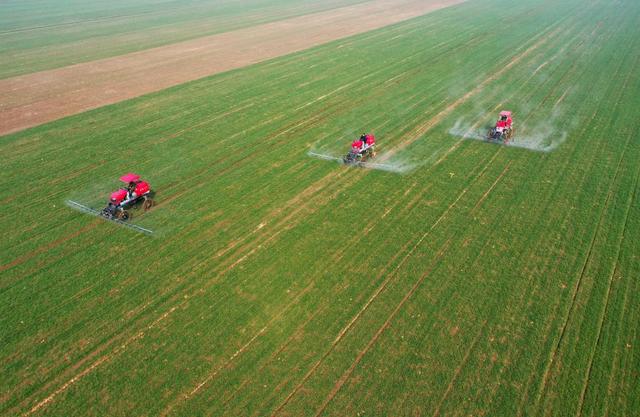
xmin=143 ymin=198 xmax=154 ymax=211
xmin=117 ymin=210 xmax=130 ymax=221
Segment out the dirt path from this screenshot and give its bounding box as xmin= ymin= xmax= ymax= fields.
xmin=0 ymin=0 xmax=464 ymax=137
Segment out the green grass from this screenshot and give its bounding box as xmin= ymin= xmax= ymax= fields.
xmin=0 ymin=0 xmax=367 ymax=79
xmin=1 ymin=0 xmax=639 ymax=415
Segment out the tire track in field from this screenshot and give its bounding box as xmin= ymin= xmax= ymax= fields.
xmin=572 ymin=66 xmax=640 ymax=406
xmin=271 ymin=148 xmax=502 ymax=415
xmin=8 ymin=59 xmax=396 ymax=404
xmin=575 ymin=139 xmax=640 ymax=417
xmin=6 ymin=8 xmax=580 ymax=412
xmin=429 ymin=320 xmax=489 ymax=417
xmin=471 ymin=162 xmax=510 ymax=211
xmin=215 ymin=181 xmax=429 ymax=411
xmin=601 ymin=161 xmax=640 ymax=413
xmin=15 ymin=98 xmax=378 ymax=415
xmin=312 ymin=237 xmax=455 ymax=417
xmin=531 ymin=31 xmax=638 ymax=411
xmin=159 ymin=279 xmax=317 ymax=417
xmin=459 ymin=34 xmax=599 ymax=405
xmin=311 ymin=155 xmax=514 ymax=415
xmin=532 ymin=119 xmax=634 ymax=416
xmin=25 ymin=305 xmax=178 ymax=415
xmin=513 ymin=107 xmax=603 ymax=417
xmin=0 ymin=221 xmax=100 ymax=274
xmin=602 ymin=236 xmax=639 ymax=416
xmin=309 ymin=158 xmax=518 ymax=415
xmin=500 ymin=15 xmax=620 ymax=414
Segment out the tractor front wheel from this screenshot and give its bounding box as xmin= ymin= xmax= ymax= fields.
xmin=117 ymin=210 xmax=130 ymax=221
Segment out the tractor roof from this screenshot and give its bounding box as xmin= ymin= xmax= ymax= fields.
xmin=120 ymin=173 xmax=140 ymax=183
xmin=500 ymin=111 xmax=512 ymax=117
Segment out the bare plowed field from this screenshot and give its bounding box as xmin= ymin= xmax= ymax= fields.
xmin=0 ymin=0 xmax=463 ymax=136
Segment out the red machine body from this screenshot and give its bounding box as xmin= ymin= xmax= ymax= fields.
xmin=110 ymin=189 xmax=128 ymax=205
xmin=498 ymin=111 xmax=513 ymax=128
xmin=344 ymin=133 xmax=377 ymax=164
xmin=488 ymin=111 xmax=514 ymax=142
xmin=102 ymin=173 xmax=154 ymax=220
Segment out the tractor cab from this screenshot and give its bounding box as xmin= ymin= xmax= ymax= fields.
xmin=118 ymin=173 xmax=150 ymax=203
xmin=344 ymin=133 xmax=377 ymax=164
xmin=499 ymin=111 xmax=513 ymax=126
xmin=100 ymin=173 xmax=154 ymax=220
xmin=488 ymin=111 xmax=514 ymax=142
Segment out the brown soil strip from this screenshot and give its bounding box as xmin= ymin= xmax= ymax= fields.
xmin=0 ymin=0 xmax=464 ymax=137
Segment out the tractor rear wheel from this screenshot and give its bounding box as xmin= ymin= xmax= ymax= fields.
xmin=117 ymin=210 xmax=130 ymax=221
xmin=143 ymin=198 xmax=154 ymax=211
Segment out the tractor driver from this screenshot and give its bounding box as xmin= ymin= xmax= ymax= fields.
xmin=127 ymin=182 xmax=137 ymax=200
xmin=359 ymin=133 xmax=368 ymax=150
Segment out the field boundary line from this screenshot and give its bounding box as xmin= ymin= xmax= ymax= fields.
xmin=0 ymin=0 xmax=467 ymax=136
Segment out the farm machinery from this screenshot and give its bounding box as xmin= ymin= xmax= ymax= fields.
xmin=487 ymin=111 xmax=514 ymax=142
xmin=101 ymin=173 xmax=154 ymax=220
xmin=66 ymin=173 xmax=155 ymax=234
xmin=343 ymin=133 xmax=376 ymax=164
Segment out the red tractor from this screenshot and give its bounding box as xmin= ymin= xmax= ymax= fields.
xmin=488 ymin=111 xmax=514 ymax=142
xmin=101 ymin=173 xmax=154 ymax=220
xmin=343 ymin=133 xmax=376 ymax=164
